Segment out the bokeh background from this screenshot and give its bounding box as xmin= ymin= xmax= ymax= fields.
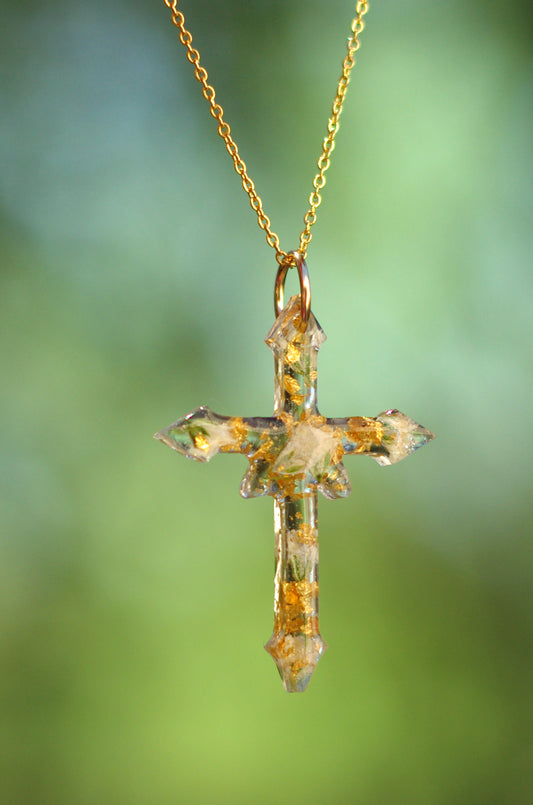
xmin=1 ymin=1 xmax=532 ymax=803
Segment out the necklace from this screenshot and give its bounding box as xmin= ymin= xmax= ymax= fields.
xmin=155 ymin=1 xmax=435 ymax=693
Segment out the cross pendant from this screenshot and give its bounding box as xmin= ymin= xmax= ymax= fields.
xmin=155 ymin=295 xmax=434 ymax=692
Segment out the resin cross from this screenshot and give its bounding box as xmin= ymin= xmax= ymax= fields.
xmin=155 ymin=295 xmax=434 ymax=692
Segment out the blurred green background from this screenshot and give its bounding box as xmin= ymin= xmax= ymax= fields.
xmin=1 ymin=1 xmax=532 ymax=803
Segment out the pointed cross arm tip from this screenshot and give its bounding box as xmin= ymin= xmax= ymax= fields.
xmin=331 ymin=409 xmax=435 ymax=467
xmin=154 ymin=406 xmax=284 ymax=462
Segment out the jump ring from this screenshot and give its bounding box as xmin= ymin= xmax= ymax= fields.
xmin=274 ymin=250 xmax=311 ymax=329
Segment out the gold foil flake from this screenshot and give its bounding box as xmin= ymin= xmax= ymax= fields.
xmin=284 ymin=374 xmax=301 ymax=397
xmin=231 ymin=416 xmax=249 ymax=445
xmin=347 ymin=416 xmax=384 ymax=450
xmin=277 ymin=411 xmax=295 ymax=435
xmin=304 ymin=413 xmax=327 ymax=428
xmin=277 ymin=615 xmax=320 ymax=639
xmin=192 ymin=433 xmax=210 ymax=452
xmin=274 ymin=581 xmax=320 ymax=637
xmin=281 ymin=580 xmax=318 ymax=613
xmin=271 ymin=469 xmax=306 ymax=499
xmin=252 ymin=437 xmax=275 ymax=462
xmin=296 ymin=618 xmax=320 ymax=638
xmin=285 ymin=342 xmax=301 ymax=364
xmin=290 ymin=658 xmax=308 ymax=674
xmin=331 ymin=435 xmax=345 ymax=465
xmin=296 ymin=523 xmax=318 ymax=544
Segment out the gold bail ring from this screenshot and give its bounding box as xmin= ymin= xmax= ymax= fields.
xmin=274 ymin=251 xmax=311 ymax=328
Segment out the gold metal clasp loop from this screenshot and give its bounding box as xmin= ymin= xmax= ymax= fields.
xmin=274 ymin=251 xmax=311 ymax=328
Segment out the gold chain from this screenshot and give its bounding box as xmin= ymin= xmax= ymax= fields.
xmin=163 ymin=0 xmax=368 ymax=266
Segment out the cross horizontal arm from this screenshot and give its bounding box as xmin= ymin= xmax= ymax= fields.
xmin=154 ymin=406 xmax=348 ymax=500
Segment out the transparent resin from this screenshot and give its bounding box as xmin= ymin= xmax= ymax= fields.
xmin=155 ymin=296 xmax=435 ymax=691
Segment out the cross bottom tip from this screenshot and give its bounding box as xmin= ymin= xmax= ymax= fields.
xmin=265 ymin=633 xmax=327 ymax=693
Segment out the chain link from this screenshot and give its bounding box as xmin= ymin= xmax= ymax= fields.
xmin=163 ymin=0 xmax=368 ymax=267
